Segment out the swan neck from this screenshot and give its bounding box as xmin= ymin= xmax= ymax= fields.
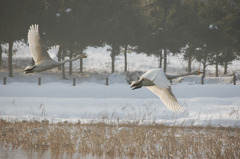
xmin=60 ymin=56 xmax=80 ymax=64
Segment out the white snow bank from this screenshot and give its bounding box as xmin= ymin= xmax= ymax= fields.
xmin=1 ymin=80 xmax=239 ymax=127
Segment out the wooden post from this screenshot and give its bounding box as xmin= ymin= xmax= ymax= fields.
xmin=38 ymin=77 xmax=41 ymax=85
xmin=73 ymin=78 xmax=76 ymax=86
xmin=106 ymin=77 xmax=108 ymax=86
xmin=3 ymin=77 xmax=6 ymax=85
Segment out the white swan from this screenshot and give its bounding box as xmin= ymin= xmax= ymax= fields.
xmin=131 ymin=68 xmax=202 ymax=112
xmin=24 ymin=24 xmax=87 ymax=74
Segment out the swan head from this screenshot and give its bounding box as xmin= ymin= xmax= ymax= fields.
xmin=131 ymin=78 xmax=155 ymax=90
xmin=131 ymin=80 xmax=142 ymax=90
xmin=24 ymin=65 xmax=36 ymax=74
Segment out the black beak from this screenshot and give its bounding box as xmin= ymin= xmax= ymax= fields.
xmin=23 ymin=65 xmax=36 ymax=74
xmin=130 ymin=80 xmax=142 ymax=90
xmin=131 ymin=85 xmax=142 ymax=90
xmin=23 ymin=69 xmax=33 ymax=74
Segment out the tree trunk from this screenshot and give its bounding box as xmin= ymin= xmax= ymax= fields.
xmin=111 ymin=50 xmax=115 ymax=73
xmin=159 ymin=49 xmax=163 ymax=68
xmin=187 ymin=55 xmax=192 ymax=73
xmin=215 ymin=53 xmax=219 ymax=77
xmin=8 ymin=40 xmax=13 ymax=77
xmin=124 ymin=45 xmax=128 ymax=72
xmin=215 ymin=64 xmax=218 ymax=77
xmin=201 ymin=63 xmax=207 ymax=85
xmin=62 ymin=49 xmax=66 ymax=79
xmin=201 ymin=52 xmax=208 ymax=85
xmin=215 ymin=62 xmax=219 ymax=77
xmin=224 ymin=62 xmax=227 ymax=75
xmin=69 ymin=45 xmax=73 ymax=75
xmin=58 ymin=45 xmax=62 ymax=71
xmin=163 ymin=48 xmax=167 ymax=73
xmin=0 ymin=44 xmax=2 ymax=69
xmin=62 ymin=64 xmax=66 ymax=79
xmin=201 ymin=68 xmax=205 ymax=85
xmin=111 ymin=44 xmax=118 ymax=73
xmin=80 ymin=49 xmax=83 ymax=73
xmin=224 ymin=61 xmax=227 ymax=74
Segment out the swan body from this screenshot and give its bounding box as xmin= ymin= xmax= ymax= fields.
xmin=131 ymin=68 xmax=202 ymax=112
xmin=24 ymin=24 xmax=87 ymax=74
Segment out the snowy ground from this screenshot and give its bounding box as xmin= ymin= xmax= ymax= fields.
xmin=1 ymin=73 xmax=239 ymax=127
xmin=0 ymin=44 xmax=240 ymax=127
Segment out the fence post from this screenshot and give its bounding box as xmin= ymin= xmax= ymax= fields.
xmin=73 ymin=78 xmax=76 ymax=86
xmin=38 ymin=77 xmax=41 ymax=86
xmin=106 ymin=77 xmax=108 ymax=86
xmin=3 ymin=77 xmax=6 ymax=85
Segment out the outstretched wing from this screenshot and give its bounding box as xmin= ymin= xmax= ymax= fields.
xmin=28 ymin=24 xmax=52 ymax=64
xmin=141 ymin=68 xmax=183 ymax=112
xmin=141 ymin=68 xmax=171 ymax=88
xmin=146 ymin=86 xmax=183 ymax=112
xmin=48 ymin=45 xmax=60 ymax=61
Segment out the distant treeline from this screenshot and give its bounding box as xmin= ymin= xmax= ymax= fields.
xmin=0 ymin=0 xmax=239 ymax=77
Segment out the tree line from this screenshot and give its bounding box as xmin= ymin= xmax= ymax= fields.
xmin=0 ymin=0 xmax=239 ymax=78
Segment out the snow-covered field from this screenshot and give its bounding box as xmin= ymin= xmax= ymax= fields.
xmin=0 ymin=44 xmax=240 ymax=127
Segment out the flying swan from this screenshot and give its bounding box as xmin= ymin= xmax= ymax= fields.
xmin=131 ymin=68 xmax=202 ymax=112
xmin=24 ymin=24 xmax=87 ymax=74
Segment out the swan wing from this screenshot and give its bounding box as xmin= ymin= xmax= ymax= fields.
xmin=146 ymin=85 xmax=183 ymax=112
xmin=141 ymin=68 xmax=171 ymax=88
xmin=48 ymin=45 xmax=60 ymax=61
xmin=28 ymin=24 xmax=52 ymax=64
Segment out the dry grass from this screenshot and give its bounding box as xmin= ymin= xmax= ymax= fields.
xmin=0 ymin=119 xmax=239 ymax=159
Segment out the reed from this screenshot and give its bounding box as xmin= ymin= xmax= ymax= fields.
xmin=0 ymin=118 xmax=239 ymax=158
